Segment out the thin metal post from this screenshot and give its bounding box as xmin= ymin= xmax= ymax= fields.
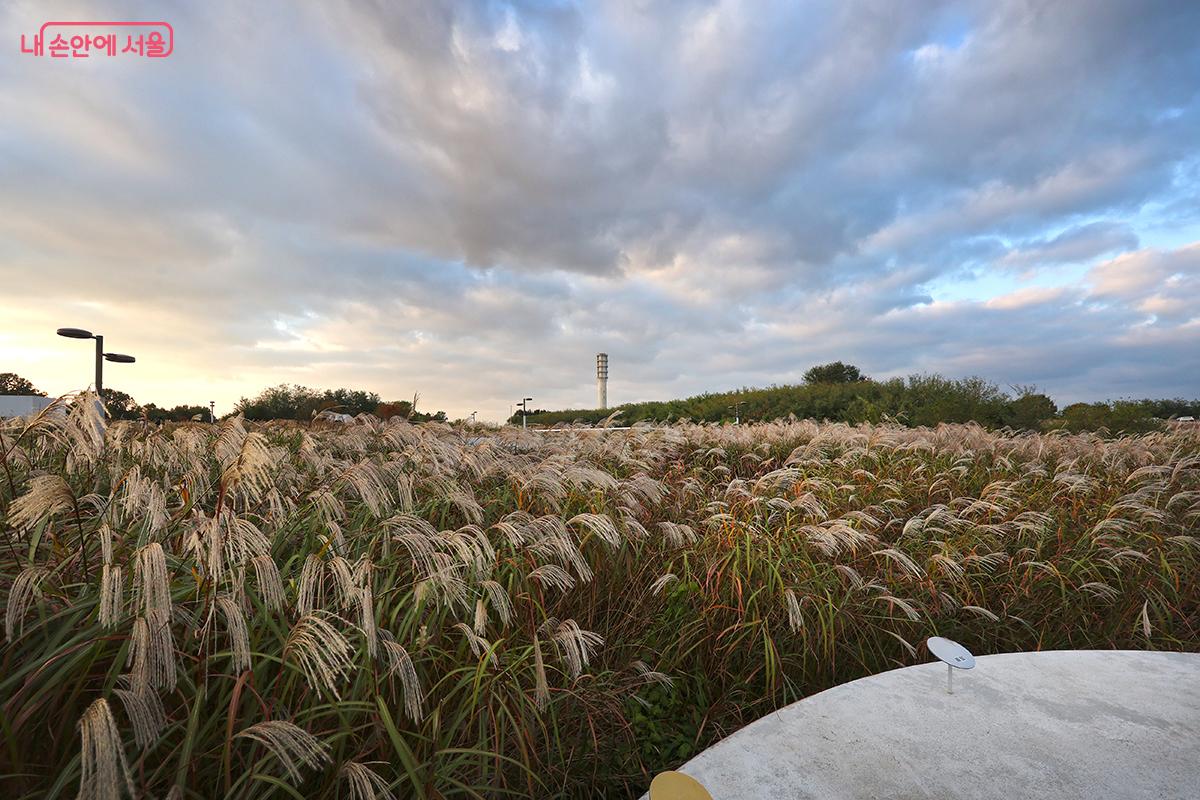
xmin=947 ymin=663 xmax=954 ymax=694
xmin=94 ymin=334 xmax=104 ymax=400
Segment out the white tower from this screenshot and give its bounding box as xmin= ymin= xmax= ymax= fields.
xmin=596 ymin=353 xmax=609 ymax=409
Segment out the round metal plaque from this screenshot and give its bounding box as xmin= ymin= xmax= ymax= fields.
xmin=927 ymin=636 xmax=975 ymax=669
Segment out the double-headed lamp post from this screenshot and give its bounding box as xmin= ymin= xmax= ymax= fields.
xmin=517 ymin=397 xmax=533 ymax=429
xmin=56 ymin=328 xmax=136 ymax=401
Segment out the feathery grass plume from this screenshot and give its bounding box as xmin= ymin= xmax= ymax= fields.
xmin=650 ymin=573 xmax=677 ymax=595
xmin=962 ymin=551 xmax=1008 ymax=572
xmin=875 ymin=593 xmax=923 ymax=622
xmin=65 ymin=391 xmax=107 ymax=464
xmin=127 ymin=609 xmax=177 ymax=692
xmin=132 ymin=542 xmax=170 ymax=618
xmin=547 ymin=619 xmax=604 ymax=680
xmin=356 ymin=566 xmax=378 ymax=657
xmin=1079 ymin=581 xmax=1121 ymax=601
xmin=473 ymin=598 xmax=488 ymax=635
xmin=657 ymin=521 xmax=697 ymax=547
xmin=379 ymin=631 xmax=424 ymax=722
xmin=76 ymin=698 xmax=134 ymax=800
xmin=884 ymin=630 xmax=918 ymax=658
xmin=340 ymin=761 xmax=396 ymax=800
xmin=7 ymin=474 xmax=76 ymax=530
xmin=441 ymin=525 xmax=496 ymax=577
xmin=631 ymin=660 xmax=674 ymax=689
xmin=249 ymin=554 xmax=286 ymax=610
xmin=297 ymin=554 xmax=324 ymax=614
xmin=927 ymin=552 xmax=966 ymax=580
xmin=453 ymin=622 xmax=496 ymax=665
xmin=113 ymin=680 xmax=168 ymax=750
xmin=332 ymin=459 xmax=391 ymax=516
xmin=872 ymin=548 xmax=926 ymax=578
xmin=568 ymin=512 xmax=622 ymax=548
xmin=215 ymin=595 xmax=251 ymax=672
xmin=5 ymin=566 xmax=49 ymax=641
xmin=329 ymin=556 xmax=358 ymax=609
xmin=619 ymin=513 xmax=649 ymax=541
xmin=480 ymin=580 xmax=513 ymax=627
xmin=533 ymin=635 xmax=550 ymax=710
xmin=98 ymin=522 xmax=114 ymax=566
xmin=235 ymin=720 xmax=331 ymax=784
xmin=784 ymin=589 xmax=804 ymax=633
xmin=529 ymin=563 xmax=576 ymax=593
xmin=961 ymin=604 xmax=1000 ymax=622
xmin=99 ymin=564 xmax=124 ymax=628
xmin=285 ymin=614 xmax=353 ymax=699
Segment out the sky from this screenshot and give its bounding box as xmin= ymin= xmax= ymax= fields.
xmin=1 ymin=0 xmax=1198 ymax=421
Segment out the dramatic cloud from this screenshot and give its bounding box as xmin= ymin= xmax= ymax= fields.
xmin=1 ymin=0 xmax=1198 ymax=418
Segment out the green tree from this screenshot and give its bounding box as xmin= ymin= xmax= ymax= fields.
xmin=142 ymin=403 xmax=211 ymax=423
xmin=1003 ymin=391 xmax=1057 ymax=430
xmin=803 ymin=361 xmax=864 ymax=384
xmin=102 ymin=388 xmax=141 ymax=420
xmin=0 ymin=372 xmax=45 ymax=396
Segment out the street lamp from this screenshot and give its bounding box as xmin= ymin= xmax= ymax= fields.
xmin=517 ymin=397 xmax=533 ymax=430
xmin=209 ymin=401 xmax=216 ymax=424
xmin=730 ymin=400 xmax=743 ymax=425
xmin=56 ymin=327 xmax=136 ymax=401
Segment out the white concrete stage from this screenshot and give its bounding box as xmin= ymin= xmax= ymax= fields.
xmin=653 ymin=650 xmax=1200 ymax=799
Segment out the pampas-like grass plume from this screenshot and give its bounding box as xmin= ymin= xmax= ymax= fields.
xmin=132 ymin=542 xmax=170 ymax=617
xmin=379 ymin=631 xmax=424 ymax=722
xmin=235 ymin=720 xmax=330 ymax=783
xmin=249 ymin=553 xmax=286 ymax=610
xmin=7 ymin=474 xmax=75 ymax=530
xmin=784 ymin=589 xmax=804 ymax=633
xmin=5 ymin=566 xmax=48 ymax=641
xmin=547 ymin=619 xmax=603 ymax=680
xmin=127 ymin=609 xmax=177 ymax=693
xmin=113 ymin=680 xmax=168 ymax=750
xmin=76 ymin=698 xmax=134 ymax=800
xmin=215 ymin=595 xmax=251 ymax=672
xmin=340 ymin=761 xmax=396 ymax=800
xmin=285 ymin=614 xmax=352 ymax=699
xmin=99 ymin=564 xmax=123 ymax=628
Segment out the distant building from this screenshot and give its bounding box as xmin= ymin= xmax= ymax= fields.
xmin=314 ymin=409 xmax=355 ymax=424
xmin=0 ymin=395 xmax=54 ymax=419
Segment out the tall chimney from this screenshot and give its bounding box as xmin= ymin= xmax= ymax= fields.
xmin=596 ymin=353 xmax=609 ymax=409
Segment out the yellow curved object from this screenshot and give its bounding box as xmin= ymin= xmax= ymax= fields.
xmin=649 ymin=771 xmax=714 ymax=800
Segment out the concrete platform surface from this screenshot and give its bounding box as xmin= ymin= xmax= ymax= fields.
xmin=654 ymin=650 xmax=1200 ymax=800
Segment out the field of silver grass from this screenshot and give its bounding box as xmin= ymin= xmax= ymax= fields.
xmin=2 ymin=393 xmax=1198 ymax=798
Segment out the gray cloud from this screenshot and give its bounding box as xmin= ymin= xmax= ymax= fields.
xmin=0 ymin=0 xmax=1198 ymax=417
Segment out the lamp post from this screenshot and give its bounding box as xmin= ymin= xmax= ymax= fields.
xmin=56 ymin=328 xmax=136 ymax=402
xmin=730 ymin=400 xmax=743 ymax=425
xmin=517 ymin=397 xmax=532 ymax=429
xmin=209 ymin=401 xmax=216 ymax=424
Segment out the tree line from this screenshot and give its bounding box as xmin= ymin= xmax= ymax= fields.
xmin=0 ymin=373 xmax=447 ymax=423
xmin=232 ymin=384 xmax=446 ymax=422
xmin=515 ymin=362 xmax=1200 ymax=433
